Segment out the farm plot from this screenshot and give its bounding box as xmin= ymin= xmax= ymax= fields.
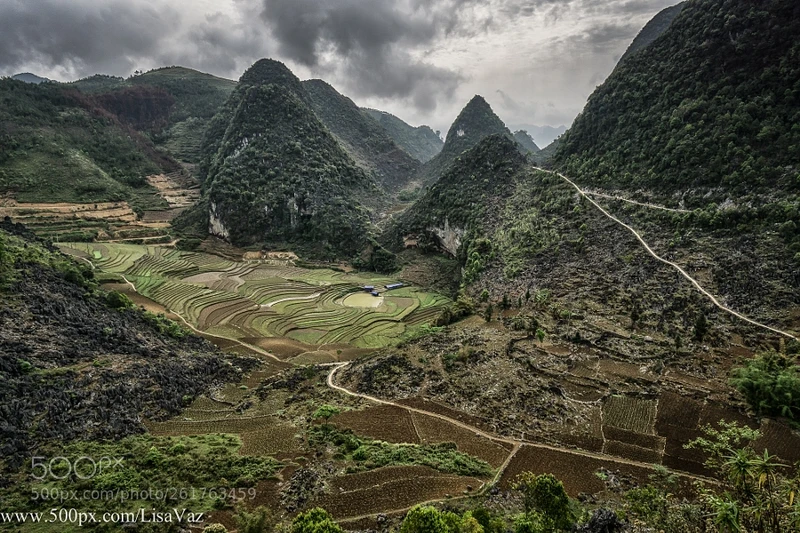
xmin=410 ymin=412 xmax=514 ymax=468
xmin=58 ymin=243 xmax=452 ymax=350
xmin=332 ymin=405 xmax=421 ymax=444
xmin=602 ymin=395 xmax=657 ymax=435
xmin=498 ymin=445 xmax=686 ymax=497
xmin=318 ymin=468 xmax=484 ymax=519
xmin=146 ymin=416 xmax=304 ymax=458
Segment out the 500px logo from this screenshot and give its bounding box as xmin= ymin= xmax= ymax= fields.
xmin=30 ymin=456 xmax=124 ymax=480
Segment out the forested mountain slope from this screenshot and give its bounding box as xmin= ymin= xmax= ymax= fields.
xmin=361 ymin=108 xmax=443 ymax=163
xmin=0 ymin=78 xmax=176 ymax=208
xmin=617 ymin=2 xmax=686 ymax=65
xmin=418 ymin=95 xmax=521 ymax=186
xmin=303 ymin=79 xmax=420 ymax=192
xmin=513 ymin=130 xmax=541 ymax=154
xmin=556 ymin=0 xmax=800 ymax=260
xmin=558 ymin=0 xmax=799 ymax=195
xmin=393 ymin=135 xmax=526 ymax=256
xmin=69 ymin=67 xmax=236 ymax=163
xmin=192 ymin=59 xmax=380 ymax=259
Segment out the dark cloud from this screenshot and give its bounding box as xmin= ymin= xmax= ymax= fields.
xmin=259 ymin=0 xmax=483 ymax=111
xmin=0 ymin=0 xmax=179 ymax=78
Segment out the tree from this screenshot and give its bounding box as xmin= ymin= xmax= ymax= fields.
xmin=292 ymin=508 xmax=344 ymax=533
xmin=312 ymin=405 xmax=341 ymax=422
xmin=483 ymin=304 xmax=493 ymax=322
xmin=535 ymin=328 xmax=546 ymax=344
xmin=730 ymin=351 xmax=800 ymax=422
xmin=401 ymin=505 xmax=448 ymax=533
xmin=512 ymin=472 xmax=575 ymax=531
xmin=694 ymin=311 xmax=708 ymax=341
xmin=235 ymin=506 xmax=276 ymax=533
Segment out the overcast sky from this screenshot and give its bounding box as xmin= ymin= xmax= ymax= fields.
xmin=0 ymin=0 xmax=680 ymax=133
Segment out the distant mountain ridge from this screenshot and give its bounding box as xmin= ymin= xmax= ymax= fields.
xmin=361 ymin=108 xmax=443 ymax=163
xmin=507 ymin=123 xmax=566 ymax=148
xmin=303 ymin=79 xmax=420 ymax=192
xmin=11 ymin=72 xmax=50 ymax=84
xmin=418 ymin=95 xmax=521 ymax=186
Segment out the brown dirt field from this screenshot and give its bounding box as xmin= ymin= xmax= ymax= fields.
xmin=244 ymin=337 xmax=317 ymax=359
xmin=317 ymin=472 xmax=483 ymax=519
xmin=556 ymin=433 xmax=604 ymax=453
xmin=499 ymin=445 xmax=657 ymax=496
xmin=330 ymin=465 xmax=446 ymax=492
xmin=397 ymin=397 xmax=494 ymax=433
xmin=239 ymin=425 xmax=304 ymax=457
xmin=603 ymin=440 xmax=663 ymax=464
xmin=655 ymin=392 xmax=702 ymax=430
xmin=598 ymin=360 xmax=657 ymax=382
xmin=698 ymin=404 xmax=757 ymax=429
xmin=141 ymin=208 xmax=185 ymax=223
xmin=332 ymin=405 xmax=420 ymax=444
xmin=753 ymin=419 xmax=800 ymax=464
xmin=410 ymin=412 xmax=514 ymax=468
xmin=604 ymin=426 xmax=665 ymax=451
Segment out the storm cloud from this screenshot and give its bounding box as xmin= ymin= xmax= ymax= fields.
xmin=0 ymin=0 xmax=683 ymax=129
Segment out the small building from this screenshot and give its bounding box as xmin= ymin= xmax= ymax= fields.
xmin=363 ymin=285 xmax=375 ymax=292
xmin=385 ymin=283 xmax=404 ymax=290
xmin=371 ymin=290 xmax=380 ymax=297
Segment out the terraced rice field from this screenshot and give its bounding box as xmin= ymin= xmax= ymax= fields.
xmin=59 ymin=242 xmax=451 ymax=351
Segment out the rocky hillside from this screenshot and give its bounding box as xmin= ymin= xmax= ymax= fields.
xmin=361 ymin=108 xmax=443 ymax=163
xmin=616 ymin=2 xmax=686 ymax=65
xmin=418 ymin=95 xmax=521 ymax=186
xmin=0 ymin=219 xmax=253 ymax=471
xmin=191 ymin=59 xmax=380 ymax=259
xmin=303 ymin=79 xmax=420 ymax=192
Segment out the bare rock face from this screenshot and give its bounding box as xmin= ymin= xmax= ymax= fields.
xmin=208 ymin=201 xmax=230 ymax=239
xmin=429 ymin=218 xmax=464 ymax=257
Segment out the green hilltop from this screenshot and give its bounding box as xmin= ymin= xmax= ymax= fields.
xmin=189 ymin=59 xmax=380 ymax=259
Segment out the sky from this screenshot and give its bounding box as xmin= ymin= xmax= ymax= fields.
xmin=0 ymin=0 xmax=681 ymax=134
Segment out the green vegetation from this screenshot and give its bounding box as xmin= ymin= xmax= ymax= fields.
xmin=0 ymin=78 xmax=169 ymax=206
xmin=292 ymin=508 xmax=344 ymax=533
xmin=309 ymin=426 xmax=492 ymax=477
xmin=361 ymin=108 xmax=443 ymax=163
xmin=303 ymin=79 xmax=420 ymax=191
xmin=512 ymin=472 xmax=576 ymax=532
xmin=0 ymin=434 xmax=280 ymax=520
xmin=731 ymin=351 xmax=800 ymax=422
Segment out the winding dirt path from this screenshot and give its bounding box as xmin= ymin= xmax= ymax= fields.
xmin=533 ymin=166 xmax=797 ymax=341
xmin=583 ymin=190 xmax=689 ymax=213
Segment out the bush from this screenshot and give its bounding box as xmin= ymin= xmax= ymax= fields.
xmin=105 ymin=290 xmax=133 ymax=309
xmin=730 ymin=351 xmax=800 ymax=422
